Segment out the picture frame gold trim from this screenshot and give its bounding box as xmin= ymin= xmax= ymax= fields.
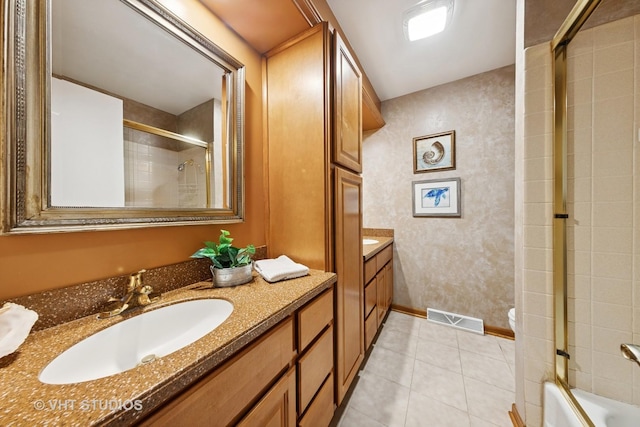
xmin=413 ymin=130 xmax=456 ymax=173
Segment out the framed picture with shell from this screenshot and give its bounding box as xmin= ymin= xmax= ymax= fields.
xmin=413 ymin=130 xmax=456 ymax=173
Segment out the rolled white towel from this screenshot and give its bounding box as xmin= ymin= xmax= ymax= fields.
xmin=0 ymin=303 xmax=38 ymax=358
xmin=254 ymin=255 xmax=309 ymax=283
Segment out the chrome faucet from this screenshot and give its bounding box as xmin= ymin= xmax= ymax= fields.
xmin=98 ymin=269 xmax=161 ymax=319
xmin=620 ymin=343 xmax=640 ymax=367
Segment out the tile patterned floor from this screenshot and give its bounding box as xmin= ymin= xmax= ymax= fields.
xmin=338 ymin=311 xmax=515 ymax=427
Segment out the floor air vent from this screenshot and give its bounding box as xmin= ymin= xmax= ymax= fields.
xmin=426 ymin=308 xmax=484 ymax=335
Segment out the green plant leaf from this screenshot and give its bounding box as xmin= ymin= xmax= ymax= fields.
xmin=192 ymin=230 xmax=254 ymax=269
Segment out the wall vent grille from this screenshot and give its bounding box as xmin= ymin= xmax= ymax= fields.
xmin=426 ymin=308 xmax=484 ymax=335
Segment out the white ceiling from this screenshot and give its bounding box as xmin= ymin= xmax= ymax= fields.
xmin=52 ymin=0 xmax=224 ymax=116
xmin=326 ymin=0 xmax=517 ymax=101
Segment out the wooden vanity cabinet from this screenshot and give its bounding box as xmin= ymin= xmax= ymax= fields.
xmin=296 ymin=288 xmax=335 ymax=425
xmin=363 ymin=243 xmax=394 ymax=351
xmin=139 ymin=318 xmax=295 ymax=427
xmin=139 ymin=287 xmax=335 ymax=427
xmin=265 ymin=21 xmax=364 ymax=407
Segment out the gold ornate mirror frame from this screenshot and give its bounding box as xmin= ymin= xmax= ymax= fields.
xmin=0 ymin=0 xmax=246 ymax=233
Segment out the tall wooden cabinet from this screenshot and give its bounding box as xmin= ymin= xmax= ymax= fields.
xmin=265 ymin=22 xmax=364 ymax=407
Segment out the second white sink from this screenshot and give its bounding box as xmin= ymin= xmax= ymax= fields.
xmin=39 ymin=298 xmax=233 ymax=385
xmin=363 ymin=239 xmax=379 ymax=245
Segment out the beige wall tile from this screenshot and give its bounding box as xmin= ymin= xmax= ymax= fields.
xmin=592 ymin=326 xmax=633 ymax=355
xmin=524 ymin=133 xmax=552 ymax=159
xmin=567 ymin=56 xmax=594 ymax=83
xmin=523 ymin=269 xmax=553 ymax=294
xmin=568 ymin=297 xmax=591 ymax=324
xmin=593 ymin=175 xmax=633 ymax=202
xmin=593 ymin=375 xmax=633 ymax=404
xmin=593 ymin=16 xmax=634 ymax=48
xmin=567 ymin=250 xmax=591 ymax=276
xmin=523 ymin=313 xmax=553 ymax=339
xmin=594 ymin=42 xmax=634 ymax=76
xmin=593 ymin=97 xmax=634 ymax=150
xmin=567 ymin=274 xmax=592 ymax=300
xmin=524 ymin=291 xmax=553 ymax=318
xmin=567 ymin=127 xmax=592 ymax=155
xmin=593 ymin=301 xmax=632 ymax=329
xmin=524 ymin=225 xmax=551 ymax=249
xmin=523 ymin=202 xmax=552 ymax=226
xmin=567 ymin=224 xmax=591 ymax=251
xmin=567 ymin=177 xmax=592 ymax=203
xmin=592 ymin=226 xmax=633 ymax=253
xmin=592 ymin=148 xmax=633 ymax=176
xmin=593 ymin=252 xmax=633 ymax=280
xmin=524 ymin=111 xmax=553 ymax=137
xmin=570 ymin=345 xmax=593 ymax=375
xmin=592 ymin=277 xmax=633 ymax=305
xmin=570 ymin=201 xmax=592 ymax=226
xmin=523 ymin=247 xmax=552 ymax=271
xmin=569 ymin=30 xmax=594 ymax=58
xmin=594 ymin=69 xmax=634 ymax=100
xmin=524 ymin=88 xmax=552 ymax=117
xmin=524 ymin=157 xmax=552 ymax=181
xmin=593 ymin=201 xmax=633 ymax=227
xmin=567 ymin=103 xmax=593 ymax=131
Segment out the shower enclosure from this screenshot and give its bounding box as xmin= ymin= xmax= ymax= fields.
xmin=552 ymin=0 xmax=640 ymax=424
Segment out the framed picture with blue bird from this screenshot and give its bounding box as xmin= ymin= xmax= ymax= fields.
xmin=412 ymin=177 xmax=461 ymax=217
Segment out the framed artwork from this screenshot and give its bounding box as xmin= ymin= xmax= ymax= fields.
xmin=413 ymin=130 xmax=456 ymax=173
xmin=412 ymin=177 xmax=461 ymax=217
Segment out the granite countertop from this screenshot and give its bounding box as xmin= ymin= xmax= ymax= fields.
xmin=0 ymin=270 xmax=336 ymax=426
xmin=363 ymin=235 xmax=394 ymax=261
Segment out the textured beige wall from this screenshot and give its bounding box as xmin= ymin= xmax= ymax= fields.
xmin=362 ymin=65 xmax=516 ymax=329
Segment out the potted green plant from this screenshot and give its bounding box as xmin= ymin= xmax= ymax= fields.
xmin=191 ymin=230 xmax=256 ymax=287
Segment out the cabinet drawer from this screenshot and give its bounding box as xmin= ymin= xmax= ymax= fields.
xmin=298 ymin=288 xmax=334 ymax=352
xmin=140 ymin=318 xmax=294 ymax=427
xmin=237 ymin=367 xmax=296 ymax=427
xmin=377 ymin=245 xmax=392 ymax=271
xmin=297 ymin=325 xmax=333 ymax=414
xmin=364 ymin=257 xmax=376 ymax=284
xmin=364 ymin=279 xmax=376 ymax=318
xmin=298 ymin=372 xmax=335 ymax=427
xmin=365 ymin=309 xmax=377 ymax=350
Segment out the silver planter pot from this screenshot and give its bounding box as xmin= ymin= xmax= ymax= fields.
xmin=210 ymin=262 xmax=253 ymax=287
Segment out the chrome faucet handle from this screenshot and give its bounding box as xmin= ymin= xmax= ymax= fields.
xmin=620 ymin=343 xmax=640 ymax=367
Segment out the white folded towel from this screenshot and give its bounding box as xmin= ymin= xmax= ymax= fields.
xmin=0 ymin=303 xmax=38 ymax=359
xmin=254 ymin=255 xmax=309 ymax=283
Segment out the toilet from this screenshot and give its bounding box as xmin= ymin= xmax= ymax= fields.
xmin=508 ymin=308 xmax=516 ymax=333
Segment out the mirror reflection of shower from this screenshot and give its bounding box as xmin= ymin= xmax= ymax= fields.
xmin=123 ymin=123 xmax=210 ymax=209
xmin=177 ymin=157 xmax=206 ymax=208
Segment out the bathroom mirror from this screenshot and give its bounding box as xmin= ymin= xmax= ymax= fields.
xmin=0 ymin=0 xmax=245 ymax=233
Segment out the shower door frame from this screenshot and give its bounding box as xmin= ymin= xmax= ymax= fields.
xmin=551 ymin=0 xmax=601 ymax=425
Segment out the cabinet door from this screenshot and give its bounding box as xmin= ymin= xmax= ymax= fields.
xmin=334 ymin=167 xmax=363 ymax=404
xmin=139 ymin=319 xmax=294 ymax=427
xmin=333 ymin=32 xmax=362 ymax=173
xmin=237 ymin=367 xmax=296 ymax=427
xmin=386 ymin=260 xmax=393 ymax=309
xmin=376 ymin=267 xmax=386 ymax=325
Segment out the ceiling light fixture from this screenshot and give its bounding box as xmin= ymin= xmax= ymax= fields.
xmin=403 ymin=0 xmax=454 ymax=42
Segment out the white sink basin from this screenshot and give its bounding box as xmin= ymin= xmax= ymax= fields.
xmin=39 ymin=299 xmax=233 ymax=385
xmin=363 ymin=239 xmax=379 ymax=245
